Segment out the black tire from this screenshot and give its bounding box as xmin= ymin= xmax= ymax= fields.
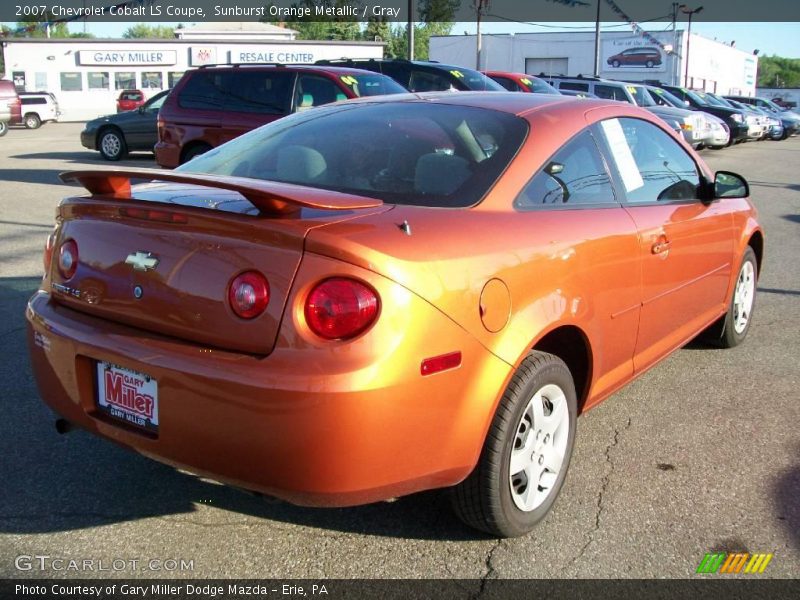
xmin=98 ymin=128 xmax=127 ymax=161
xmin=24 ymin=113 xmax=41 ymax=129
xmin=0 ymin=121 xmax=7 ymax=137
xmin=612 ymin=60 xmax=620 ymax=68
xmin=646 ymin=60 xmax=654 ymax=68
xmin=181 ymin=143 xmax=212 ymax=164
xmin=451 ymin=351 xmax=577 ymax=538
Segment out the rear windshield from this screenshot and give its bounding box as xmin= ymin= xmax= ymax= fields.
xmin=442 ymin=67 xmax=504 ymax=91
xmin=180 ymin=101 xmax=528 ymax=208
xmin=337 ymin=73 xmax=407 ymax=97
xmin=525 ymin=77 xmax=559 ymax=94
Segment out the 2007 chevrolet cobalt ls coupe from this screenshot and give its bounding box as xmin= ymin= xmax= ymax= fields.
xmin=27 ymin=92 xmax=762 ymax=537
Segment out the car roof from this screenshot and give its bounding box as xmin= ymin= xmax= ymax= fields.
xmin=194 ymin=63 xmax=392 ymax=76
xmin=340 ymin=90 xmax=625 ymax=117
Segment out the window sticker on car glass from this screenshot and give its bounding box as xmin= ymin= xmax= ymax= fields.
xmin=449 ymin=70 xmax=464 ymax=78
xmin=626 ymin=86 xmax=637 ymax=94
xmin=600 ymin=118 xmax=644 ymax=192
xmin=520 ymin=77 xmax=532 ymax=86
xmin=340 ymin=75 xmax=358 ymax=86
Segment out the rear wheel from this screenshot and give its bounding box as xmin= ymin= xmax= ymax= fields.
xmin=24 ymin=113 xmax=41 ymax=129
xmin=0 ymin=121 xmax=7 ymax=137
xmin=181 ymin=143 xmax=212 ymax=164
xmin=719 ymin=247 xmax=758 ymax=348
xmin=646 ymin=60 xmax=654 ymax=68
xmin=451 ymin=351 xmax=577 ymax=537
xmin=98 ymin=128 xmax=127 ymax=161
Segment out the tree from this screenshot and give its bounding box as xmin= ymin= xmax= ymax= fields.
xmin=14 ymin=11 xmax=70 ymax=38
xmin=757 ymin=55 xmax=800 ymax=89
xmin=122 ymin=24 xmax=177 ymax=39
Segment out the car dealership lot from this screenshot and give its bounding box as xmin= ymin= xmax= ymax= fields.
xmin=1 ymin=123 xmax=798 ymax=579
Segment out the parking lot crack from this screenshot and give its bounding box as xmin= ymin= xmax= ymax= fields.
xmin=569 ymin=417 xmax=632 ymax=572
xmin=473 ymin=538 xmax=503 ymax=598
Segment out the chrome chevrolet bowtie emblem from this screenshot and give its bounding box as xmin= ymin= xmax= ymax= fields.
xmin=125 ymin=251 xmax=159 ymax=272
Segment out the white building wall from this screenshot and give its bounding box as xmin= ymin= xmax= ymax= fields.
xmin=431 ymin=31 xmax=754 ymax=94
xmin=1 ymin=39 xmax=383 ymax=121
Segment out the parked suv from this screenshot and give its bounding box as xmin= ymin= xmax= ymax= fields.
xmin=542 ymin=76 xmax=708 ymax=147
xmin=724 ymin=94 xmax=799 ymax=137
xmin=0 ymin=80 xmax=22 ymax=127
xmin=155 ymin=64 xmax=407 ymax=168
xmin=19 ymin=92 xmax=60 ymax=129
xmin=315 ymin=58 xmax=504 ymax=92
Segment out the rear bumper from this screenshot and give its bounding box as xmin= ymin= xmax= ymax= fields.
xmin=154 ymin=142 xmax=179 ymax=168
xmin=26 ymin=268 xmax=511 ymax=507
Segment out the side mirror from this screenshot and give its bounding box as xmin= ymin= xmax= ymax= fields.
xmin=138 ymin=105 xmax=146 ymax=114
xmin=714 ymin=171 xmax=749 ymax=199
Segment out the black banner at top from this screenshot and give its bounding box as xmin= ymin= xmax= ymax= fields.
xmin=1 ymin=0 xmax=800 ymax=24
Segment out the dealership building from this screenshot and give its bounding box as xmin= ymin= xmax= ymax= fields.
xmin=431 ymin=30 xmax=757 ymax=96
xmin=1 ymin=23 xmax=384 ymax=121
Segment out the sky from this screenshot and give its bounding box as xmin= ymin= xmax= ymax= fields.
xmin=4 ymin=20 xmax=799 ymax=58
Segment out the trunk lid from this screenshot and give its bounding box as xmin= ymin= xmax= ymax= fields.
xmin=50 ymin=172 xmax=387 ymax=355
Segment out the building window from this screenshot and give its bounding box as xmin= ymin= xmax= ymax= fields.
xmin=60 ymin=72 xmax=83 ymax=92
xmin=142 ymin=71 xmax=163 ymax=89
xmin=34 ymin=72 xmax=48 ymax=91
xmin=115 ymin=72 xmax=137 ymax=90
xmin=88 ymin=72 xmax=109 ymax=90
xmin=168 ymin=71 xmax=184 ymax=88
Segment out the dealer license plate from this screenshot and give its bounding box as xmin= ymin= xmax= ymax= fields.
xmin=96 ymin=362 xmax=159 ymax=433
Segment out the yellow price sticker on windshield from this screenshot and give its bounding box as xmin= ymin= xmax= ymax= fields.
xmin=340 ymin=75 xmax=358 ymax=86
xmin=626 ymin=86 xmax=637 ymax=93
xmin=520 ymin=78 xmax=532 ymax=86
xmin=449 ymin=70 xmax=464 ymax=78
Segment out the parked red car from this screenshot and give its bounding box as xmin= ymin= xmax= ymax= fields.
xmin=117 ymin=89 xmax=146 ymax=113
xmin=155 ymin=64 xmax=407 ymax=167
xmin=0 ymin=79 xmax=22 ymax=128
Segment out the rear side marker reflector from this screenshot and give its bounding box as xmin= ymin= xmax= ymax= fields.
xmin=421 ymin=351 xmax=462 ymax=376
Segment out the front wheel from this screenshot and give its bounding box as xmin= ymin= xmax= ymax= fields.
xmin=98 ymin=128 xmax=127 ymax=161
xmin=0 ymin=121 xmax=7 ymax=137
xmin=451 ymin=351 xmax=577 ymax=537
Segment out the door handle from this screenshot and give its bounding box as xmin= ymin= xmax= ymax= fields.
xmin=652 ymin=240 xmax=671 ymax=254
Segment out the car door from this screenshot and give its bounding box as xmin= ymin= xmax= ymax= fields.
xmin=595 ymin=116 xmax=734 ymax=372
xmin=124 ymin=92 xmax=167 ymax=150
xmin=513 ymin=127 xmax=642 ymax=404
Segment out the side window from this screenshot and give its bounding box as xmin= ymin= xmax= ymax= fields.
xmin=225 ymin=71 xmax=293 ymax=114
xmin=599 ymin=117 xmax=701 ymax=204
xmin=178 ymin=71 xmax=229 ymax=111
xmin=408 ymin=70 xmax=453 ymax=92
xmin=514 ymin=129 xmax=617 ymax=210
xmin=559 ymin=81 xmax=589 ymax=92
xmin=377 ymin=63 xmax=410 ymax=88
xmin=294 ymin=75 xmax=344 ymax=112
xmin=595 ymin=85 xmax=626 ymax=102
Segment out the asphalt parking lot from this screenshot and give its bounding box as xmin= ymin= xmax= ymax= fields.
xmin=0 ymin=123 xmax=798 ymax=581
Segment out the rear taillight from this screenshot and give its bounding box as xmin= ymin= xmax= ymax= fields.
xmin=43 ymin=232 xmax=55 ymax=273
xmin=157 ymin=117 xmax=165 ymax=142
xmin=58 ymin=239 xmax=78 ymax=279
xmin=304 ymin=278 xmax=379 ymax=340
xmin=228 ymin=271 xmax=270 ymax=319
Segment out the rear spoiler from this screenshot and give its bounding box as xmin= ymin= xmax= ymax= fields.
xmin=59 ymin=168 xmax=382 ymax=214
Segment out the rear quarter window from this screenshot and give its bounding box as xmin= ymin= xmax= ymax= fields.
xmin=178 ymin=72 xmax=229 ymax=110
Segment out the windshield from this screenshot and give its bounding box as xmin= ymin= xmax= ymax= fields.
xmin=683 ymin=89 xmax=710 ymax=107
xmin=695 ymin=91 xmax=727 ymax=107
xmin=180 ymin=101 xmax=528 ymax=208
xmin=337 ymin=73 xmax=407 ymax=97
xmin=449 ymin=67 xmax=505 ymax=91
xmin=647 ymin=87 xmax=686 ymax=108
xmin=627 ymin=85 xmax=656 ymax=107
xmin=707 ymin=94 xmax=735 ymax=108
xmin=523 ymin=77 xmax=560 ymax=94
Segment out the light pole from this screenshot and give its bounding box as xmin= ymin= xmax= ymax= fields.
xmin=680 ymin=4 xmax=703 ymax=88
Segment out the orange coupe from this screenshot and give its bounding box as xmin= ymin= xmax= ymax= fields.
xmin=27 ymin=92 xmax=762 ymax=537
